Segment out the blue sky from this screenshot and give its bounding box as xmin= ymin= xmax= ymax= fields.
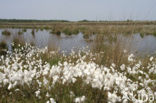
xmin=0 ymin=0 xmax=156 ymax=21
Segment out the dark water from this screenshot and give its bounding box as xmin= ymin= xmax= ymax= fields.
xmin=0 ymin=29 xmax=156 ymax=56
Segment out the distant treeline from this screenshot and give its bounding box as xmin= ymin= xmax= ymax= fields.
xmin=0 ymin=19 xmax=156 ymax=26
xmin=0 ymin=19 xmax=70 ymax=22
xmin=0 ymin=19 xmax=103 ymax=22
xmin=0 ymin=19 xmax=156 ymax=23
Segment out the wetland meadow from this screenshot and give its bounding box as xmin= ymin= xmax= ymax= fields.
xmin=0 ymin=20 xmax=156 ymax=103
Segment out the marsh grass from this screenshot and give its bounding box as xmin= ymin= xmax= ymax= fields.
xmin=41 ymin=51 xmax=61 ymax=66
xmin=63 ymin=28 xmax=73 ymax=35
xmin=140 ymin=33 xmax=145 ymax=38
xmin=0 ymin=45 xmax=110 ymax=103
xmin=18 ymin=31 xmax=23 ymax=35
xmin=0 ymin=21 xmax=156 ymax=103
xmin=40 ymin=27 xmax=44 ymax=31
xmin=49 ymin=24 xmax=156 ymax=36
xmin=0 ymin=78 xmax=108 ymax=103
xmin=43 ymin=26 xmax=51 ymax=30
xmin=54 ymin=31 xmax=61 ymax=36
xmin=0 ymin=41 xmax=7 ymax=55
xmin=31 ymin=29 xmax=35 ymax=37
xmin=83 ymin=34 xmax=90 ymax=40
xmin=22 ymin=29 xmax=27 ymax=32
xmin=91 ymin=34 xmax=131 ymax=67
xmin=0 ymin=41 xmax=7 ymax=49
xmin=2 ymin=30 xmax=11 ymax=36
xmin=12 ymin=36 xmax=26 ymax=50
xmin=50 ymin=29 xmax=61 ymax=36
xmin=153 ymin=32 xmax=156 ymax=36
xmin=1 ymin=21 xmax=156 ymax=36
xmin=62 ymin=27 xmax=79 ymax=35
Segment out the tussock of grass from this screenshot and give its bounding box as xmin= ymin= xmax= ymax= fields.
xmin=0 ymin=41 xmax=7 ymax=55
xmin=153 ymin=32 xmax=156 ymax=36
xmin=12 ymin=36 xmax=25 ymax=50
xmin=18 ymin=31 xmax=23 ymax=35
xmin=2 ymin=30 xmax=11 ymax=36
xmin=22 ymin=29 xmax=27 ymax=32
xmin=0 ymin=41 xmax=7 ymax=49
xmin=31 ymin=29 xmax=35 ymax=36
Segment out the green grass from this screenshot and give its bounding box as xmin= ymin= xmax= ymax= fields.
xmin=153 ymin=32 xmax=156 ymax=36
xmin=40 ymin=53 xmax=61 ymax=66
xmin=2 ymin=30 xmax=11 ymax=36
xmin=31 ymin=29 xmax=35 ymax=36
xmin=50 ymin=29 xmax=61 ymax=36
xmin=18 ymin=31 xmax=23 ymax=35
xmin=140 ymin=33 xmax=144 ymax=38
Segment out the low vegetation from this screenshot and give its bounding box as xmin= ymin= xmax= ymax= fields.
xmin=2 ymin=30 xmax=11 ymax=36
xmin=18 ymin=31 xmax=23 ymax=35
xmin=0 ymin=20 xmax=156 ymax=36
xmin=0 ymin=41 xmax=7 ymax=55
xmin=0 ymin=44 xmax=155 ymax=103
xmin=0 ymin=20 xmax=156 ymax=102
xmin=31 ymin=29 xmax=35 ymax=36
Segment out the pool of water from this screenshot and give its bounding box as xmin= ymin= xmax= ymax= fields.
xmin=0 ymin=28 xmax=156 ymax=56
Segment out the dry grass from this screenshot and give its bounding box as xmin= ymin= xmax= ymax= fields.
xmin=90 ymin=34 xmax=131 ymax=67
xmin=0 ymin=21 xmax=156 ymax=35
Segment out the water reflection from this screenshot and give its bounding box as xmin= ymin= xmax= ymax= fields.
xmin=0 ymin=29 xmax=156 ymax=56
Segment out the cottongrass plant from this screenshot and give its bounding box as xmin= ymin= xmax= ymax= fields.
xmin=0 ymin=44 xmax=155 ymax=103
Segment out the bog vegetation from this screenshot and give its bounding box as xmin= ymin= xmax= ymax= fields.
xmin=0 ymin=20 xmax=156 ymax=103
xmin=0 ymin=43 xmax=155 ymax=103
xmin=0 ymin=19 xmax=156 ymax=36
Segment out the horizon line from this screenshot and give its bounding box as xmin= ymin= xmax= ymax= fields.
xmin=0 ymin=18 xmax=156 ymax=22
